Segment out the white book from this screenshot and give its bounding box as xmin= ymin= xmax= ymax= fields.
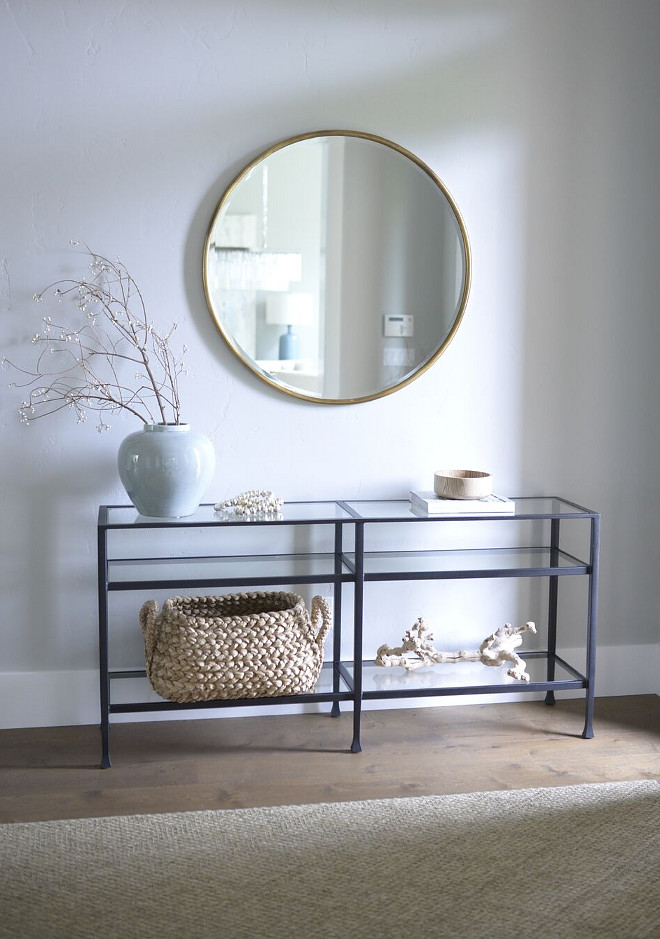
xmin=410 ymin=491 xmax=516 ymax=515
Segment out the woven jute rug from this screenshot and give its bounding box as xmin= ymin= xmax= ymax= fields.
xmin=1 ymin=780 xmax=658 ymax=938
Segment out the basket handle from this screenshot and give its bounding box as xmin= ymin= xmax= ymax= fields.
xmin=139 ymin=600 xmax=160 ymax=660
xmin=310 ymin=595 xmax=332 ymax=649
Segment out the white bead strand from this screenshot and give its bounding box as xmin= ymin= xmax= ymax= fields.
xmin=214 ymin=489 xmax=284 ymax=517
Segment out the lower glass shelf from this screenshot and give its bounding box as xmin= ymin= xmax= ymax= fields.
xmin=108 ymin=654 xmax=585 ymax=713
xmin=350 ymin=653 xmax=586 ymax=698
xmin=108 ymin=661 xmax=352 ymax=712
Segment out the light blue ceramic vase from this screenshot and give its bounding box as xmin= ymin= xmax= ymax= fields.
xmin=117 ymin=423 xmax=216 ymax=517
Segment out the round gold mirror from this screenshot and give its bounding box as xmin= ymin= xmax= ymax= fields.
xmin=203 ymin=130 xmax=470 ymax=404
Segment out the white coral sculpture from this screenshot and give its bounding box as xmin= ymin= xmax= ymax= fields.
xmin=375 ymin=618 xmax=537 ymax=682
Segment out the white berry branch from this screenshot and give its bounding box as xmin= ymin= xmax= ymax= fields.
xmin=3 ymin=243 xmax=188 ymax=432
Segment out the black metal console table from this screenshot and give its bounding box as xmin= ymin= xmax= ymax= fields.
xmin=97 ymin=496 xmax=600 ymax=767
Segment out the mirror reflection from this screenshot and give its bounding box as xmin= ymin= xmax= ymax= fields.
xmin=203 ymin=131 xmax=470 ymax=403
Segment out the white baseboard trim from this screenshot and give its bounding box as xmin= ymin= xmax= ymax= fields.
xmin=1 ymin=643 xmax=658 ymax=730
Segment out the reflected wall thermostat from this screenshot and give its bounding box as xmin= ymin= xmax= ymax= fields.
xmin=383 ymin=314 xmax=414 ymax=337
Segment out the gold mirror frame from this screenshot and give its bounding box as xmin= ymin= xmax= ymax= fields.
xmin=203 ymin=130 xmax=471 ymax=404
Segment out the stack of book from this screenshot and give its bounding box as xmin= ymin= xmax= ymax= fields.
xmin=409 ymin=491 xmax=515 ymax=515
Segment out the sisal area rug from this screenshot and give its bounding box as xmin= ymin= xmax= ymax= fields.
xmin=1 ymin=780 xmax=658 ymax=938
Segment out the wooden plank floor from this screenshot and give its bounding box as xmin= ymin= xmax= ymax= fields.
xmin=0 ymin=695 xmax=658 ymax=823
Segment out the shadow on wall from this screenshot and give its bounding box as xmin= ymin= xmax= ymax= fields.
xmin=519 ymin=4 xmax=660 ymax=648
xmin=1 ymin=446 xmax=119 ymax=673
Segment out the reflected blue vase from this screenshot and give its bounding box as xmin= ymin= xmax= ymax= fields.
xmin=278 ymin=326 xmax=299 ymax=360
xmin=117 ymin=423 xmax=215 ymax=517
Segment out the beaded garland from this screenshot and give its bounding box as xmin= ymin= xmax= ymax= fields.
xmin=214 ymin=489 xmax=283 ymax=517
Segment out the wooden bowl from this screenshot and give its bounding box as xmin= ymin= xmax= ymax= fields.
xmin=433 ymin=469 xmax=492 ymax=500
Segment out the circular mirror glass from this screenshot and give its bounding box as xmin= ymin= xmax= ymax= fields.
xmin=203 ymin=131 xmax=470 ymax=404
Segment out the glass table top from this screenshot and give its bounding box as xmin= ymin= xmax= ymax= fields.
xmin=343 ymin=497 xmax=598 ymax=520
xmin=101 ymin=501 xmax=355 ymax=527
xmin=100 ymin=497 xmax=599 ymax=528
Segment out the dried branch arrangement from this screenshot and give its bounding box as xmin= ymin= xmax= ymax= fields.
xmin=3 ymin=244 xmax=187 ymax=432
xmin=376 ymin=617 xmax=537 ymax=682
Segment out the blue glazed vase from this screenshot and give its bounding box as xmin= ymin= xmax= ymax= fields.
xmin=117 ymin=423 xmax=216 ymax=517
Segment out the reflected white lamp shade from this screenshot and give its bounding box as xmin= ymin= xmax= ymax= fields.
xmin=266 ymin=292 xmax=314 ymax=360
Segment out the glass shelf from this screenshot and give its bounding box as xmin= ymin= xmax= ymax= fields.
xmin=109 ymin=655 xmax=584 ymax=711
xmin=109 ymin=662 xmax=351 ymax=711
xmin=107 ymin=552 xmax=352 ymax=588
xmin=343 ymin=546 xmax=589 ymax=579
xmin=348 ymin=655 xmax=585 ymax=697
xmin=102 ymin=501 xmax=353 ymax=528
xmin=344 ymin=496 xmax=597 ymax=521
xmin=101 ymin=497 xmax=599 ymax=528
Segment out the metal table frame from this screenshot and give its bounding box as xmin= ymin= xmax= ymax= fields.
xmin=98 ymin=496 xmax=600 ymax=767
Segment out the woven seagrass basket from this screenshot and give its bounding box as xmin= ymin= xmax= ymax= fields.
xmin=139 ymin=591 xmax=332 ymax=704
